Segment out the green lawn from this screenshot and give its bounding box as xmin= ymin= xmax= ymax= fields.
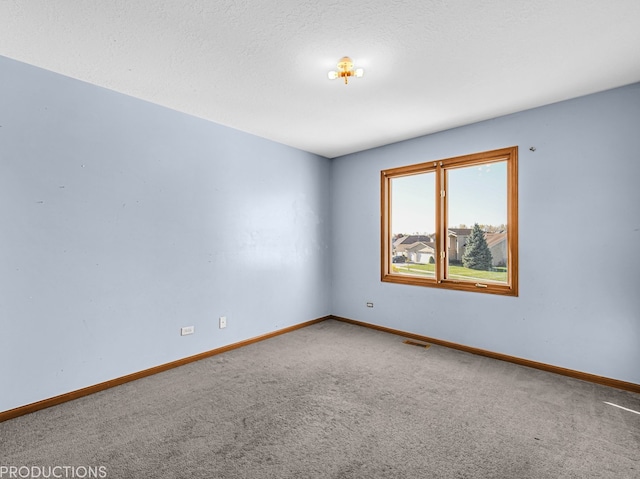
xmin=392 ymin=263 xmax=507 ymax=283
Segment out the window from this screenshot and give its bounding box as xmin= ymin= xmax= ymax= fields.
xmin=381 ymin=147 xmax=518 ymax=296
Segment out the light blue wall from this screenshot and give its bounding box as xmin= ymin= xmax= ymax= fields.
xmin=0 ymin=56 xmax=331 ymax=412
xmin=331 ymin=83 xmax=640 ymax=384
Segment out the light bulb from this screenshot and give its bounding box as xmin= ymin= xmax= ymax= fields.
xmin=355 ymin=68 xmax=364 ymax=78
xmin=328 ymin=71 xmax=338 ymax=80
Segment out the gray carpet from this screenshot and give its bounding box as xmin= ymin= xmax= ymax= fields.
xmin=1 ymin=319 xmax=639 ymax=478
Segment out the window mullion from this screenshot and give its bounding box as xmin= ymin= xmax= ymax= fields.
xmin=435 ymin=162 xmax=444 ymax=283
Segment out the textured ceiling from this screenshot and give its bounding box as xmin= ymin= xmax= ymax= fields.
xmin=1 ymin=1 xmax=640 ymax=158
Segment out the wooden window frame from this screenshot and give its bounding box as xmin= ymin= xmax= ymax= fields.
xmin=381 ymin=146 xmax=518 ymax=296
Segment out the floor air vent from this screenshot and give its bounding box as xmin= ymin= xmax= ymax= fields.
xmin=403 ymin=339 xmax=431 ymax=349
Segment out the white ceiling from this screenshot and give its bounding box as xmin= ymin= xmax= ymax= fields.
xmin=1 ymin=1 xmax=639 ymax=158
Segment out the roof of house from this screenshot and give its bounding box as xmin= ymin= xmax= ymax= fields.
xmin=393 ymin=235 xmax=433 ymax=248
xmin=448 ymin=228 xmax=472 ymax=236
xmin=485 ymin=232 xmax=507 ymax=248
xmin=405 ymin=242 xmax=435 ymax=253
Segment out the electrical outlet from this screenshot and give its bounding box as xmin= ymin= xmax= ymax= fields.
xmin=219 ymin=316 xmax=227 ymax=329
xmin=366 ymin=302 xmax=374 ymax=308
xmin=181 ymin=326 xmax=195 ymax=336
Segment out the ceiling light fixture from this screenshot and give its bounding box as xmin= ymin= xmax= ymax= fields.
xmin=327 ymin=56 xmax=364 ymax=85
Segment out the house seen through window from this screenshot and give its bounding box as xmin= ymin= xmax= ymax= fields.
xmin=381 ymin=147 xmax=518 ymax=296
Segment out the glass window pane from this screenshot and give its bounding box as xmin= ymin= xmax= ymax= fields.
xmin=446 ymin=161 xmax=508 ymax=284
xmin=390 ymin=172 xmax=436 ymax=278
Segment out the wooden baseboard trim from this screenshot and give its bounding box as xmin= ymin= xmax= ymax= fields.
xmin=330 ymin=315 xmax=640 ymax=394
xmin=0 ymin=316 xmax=329 ymax=423
xmin=4 ymin=313 xmax=636 ymax=423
